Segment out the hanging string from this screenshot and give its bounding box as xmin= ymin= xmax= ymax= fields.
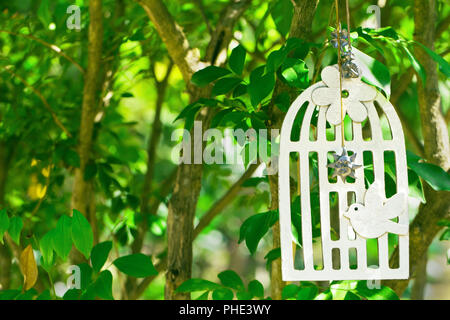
xmin=346 ymin=0 xmax=352 ymax=53
xmin=334 ymin=0 xmax=345 ymax=147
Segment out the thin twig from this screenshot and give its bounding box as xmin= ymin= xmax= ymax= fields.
xmin=0 ymin=30 xmax=84 ymax=74
xmin=193 ymin=162 xmax=260 ymax=237
xmin=132 ymin=61 xmax=174 ymax=254
xmin=193 ymin=0 xmax=213 ymax=34
xmin=1 ymin=66 xmax=72 ymax=137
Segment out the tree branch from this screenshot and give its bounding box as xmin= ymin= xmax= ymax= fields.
xmin=193 ymin=0 xmax=213 ymax=34
xmin=132 ymin=62 xmax=174 ymax=255
xmin=130 ymin=163 xmax=259 ymax=300
xmin=137 ymin=0 xmax=203 ymax=84
xmin=193 ymin=162 xmax=260 ymax=238
xmin=410 ymin=252 xmax=428 ymax=300
xmin=436 ymin=14 xmax=450 ymax=37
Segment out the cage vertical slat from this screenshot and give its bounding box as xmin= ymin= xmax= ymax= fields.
xmin=351 ymin=120 xmax=368 ymax=272
xmin=377 ymin=97 xmax=409 ymax=276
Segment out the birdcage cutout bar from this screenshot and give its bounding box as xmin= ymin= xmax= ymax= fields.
xmin=279 ymin=66 xmax=409 ymax=281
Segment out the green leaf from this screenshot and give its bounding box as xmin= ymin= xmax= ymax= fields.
xmin=330 ymin=281 xmax=357 ymax=300
xmin=63 ymin=149 xmax=80 ymax=168
xmin=267 ymin=48 xmax=288 ymax=73
xmin=174 ymin=98 xmax=219 ymax=130
xmin=229 ymin=45 xmax=246 ymax=75
xmin=274 ymin=92 xmax=290 ymax=113
xmin=297 ymin=284 xmax=318 ymax=300
xmin=355 ymin=28 xmax=385 ymax=54
xmin=248 ymin=66 xmax=275 ymax=107
xmin=63 ymin=289 xmax=81 ymax=300
xmin=374 ymin=27 xmax=399 ymax=40
xmin=264 ymin=247 xmax=281 ymax=270
xmin=314 ymin=290 xmax=333 ymax=300
xmin=15 ymin=288 xmax=38 ymax=300
xmin=438 ymin=220 xmax=450 ymax=241
xmin=218 ymin=270 xmax=244 ymax=291
xmin=212 ymin=77 xmax=242 ymax=96
xmin=282 ymin=284 xmax=299 ymax=300
xmin=211 ymin=108 xmax=234 ymax=128
xmin=413 ymin=41 xmax=450 ymax=77
xmin=77 ymin=263 xmax=94 ymax=291
xmin=353 ymin=47 xmax=391 ymax=97
xmin=0 ymin=209 xmax=10 ymax=244
xmin=191 ymin=66 xmax=231 ymax=87
xmin=8 ymin=216 xmax=23 ymax=245
xmin=39 ymin=230 xmax=54 ymax=268
xmin=71 ymin=210 xmax=94 ymax=259
xmin=84 ymin=162 xmax=97 ymax=181
xmin=212 ymin=288 xmax=234 ymax=300
xmin=233 ymin=83 xmax=247 ymax=98
xmin=37 ymin=0 xmax=51 ymax=28
xmin=176 ymin=279 xmax=222 ymax=293
xmin=280 ymin=58 xmax=309 ymax=88
xmin=195 ymin=291 xmax=210 ymax=300
xmin=402 ymin=45 xmax=426 ymax=84
xmin=408 ymin=168 xmax=425 ymax=203
xmin=0 ymin=290 xmax=21 ymax=300
xmin=438 ymin=219 xmax=450 ymax=227
xmin=236 ymin=291 xmax=253 ymax=300
xmin=355 ymin=281 xmax=399 ymax=300
xmin=439 ymin=229 xmax=450 ymax=241
xmin=113 ymin=253 xmax=158 ymax=278
xmin=239 ymin=210 xmax=278 ymax=254
xmin=344 ymin=291 xmax=362 ymax=300
xmin=271 ymin=0 xmax=293 ymax=37
xmin=36 ymin=289 xmax=52 ymax=300
xmin=92 ymin=270 xmax=114 ymax=300
xmin=91 ymin=241 xmax=113 ymax=272
xmin=248 ymin=280 xmax=264 ymax=298
xmin=53 ymin=215 xmax=72 ymax=261
xmin=407 ymin=151 xmax=450 ymax=191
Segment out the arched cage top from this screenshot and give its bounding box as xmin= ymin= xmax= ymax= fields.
xmin=278 ymin=65 xmax=409 ymax=281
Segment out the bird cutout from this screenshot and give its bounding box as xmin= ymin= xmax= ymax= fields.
xmin=344 ymin=182 xmax=408 ymax=239
xmin=327 ymin=148 xmax=362 ymax=182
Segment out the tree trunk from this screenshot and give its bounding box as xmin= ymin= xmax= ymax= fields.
xmin=71 ymin=0 xmax=103 ymax=223
xmin=414 ymin=1 xmax=450 ymax=169
xmin=136 ymin=0 xmax=252 ymax=300
xmin=410 ymin=253 xmax=428 ymax=300
xmin=384 ymin=0 xmax=450 ymax=295
xmin=267 ymin=0 xmax=319 ymax=300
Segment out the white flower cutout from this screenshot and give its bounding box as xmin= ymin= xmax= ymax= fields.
xmin=311 ymin=66 xmax=377 ymax=125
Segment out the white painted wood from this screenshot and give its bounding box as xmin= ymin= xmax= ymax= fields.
xmin=278 ymin=65 xmax=409 ymax=281
xmin=344 ymin=182 xmax=408 ymax=239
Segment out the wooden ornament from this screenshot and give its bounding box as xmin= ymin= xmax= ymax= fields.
xmin=278 ymin=65 xmax=409 ymax=281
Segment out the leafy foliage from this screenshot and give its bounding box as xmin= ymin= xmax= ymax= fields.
xmin=0 ymin=0 xmax=448 ymax=301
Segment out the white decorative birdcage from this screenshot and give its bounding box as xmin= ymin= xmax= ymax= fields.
xmin=278 ymin=65 xmax=409 ymax=281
